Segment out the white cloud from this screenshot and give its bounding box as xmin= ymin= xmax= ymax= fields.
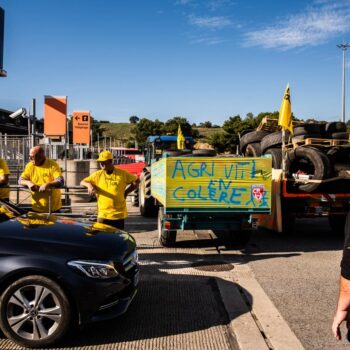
xmin=243 ymin=4 xmax=350 ymax=50
xmin=189 ymin=36 xmax=226 ymax=45
xmin=188 ymin=15 xmax=232 ymax=29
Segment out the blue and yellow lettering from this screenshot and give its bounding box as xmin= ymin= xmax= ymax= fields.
xmin=200 ymin=162 xmax=214 ymax=177
xmin=188 ymin=189 xmax=197 ymax=199
xmin=218 ymin=191 xmax=229 ymax=203
xmin=224 ymin=164 xmax=234 ymax=179
xmin=208 ymin=179 xmax=217 ymax=189
xmin=188 ymin=162 xmax=199 ymax=177
xmin=172 ymin=160 xmax=186 ymax=179
xmin=218 ymin=179 xmax=232 ymax=191
xmin=235 ymin=162 xmax=251 ymax=180
xmin=197 ymin=186 xmax=207 ymax=201
xmin=173 ymin=186 xmax=185 ymax=202
xmin=229 ymin=187 xmax=246 ymax=204
xmin=208 ymin=188 xmax=217 ymax=202
xmin=250 ymin=160 xmax=256 ymax=179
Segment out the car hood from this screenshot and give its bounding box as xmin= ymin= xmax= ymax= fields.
xmin=0 ymin=212 xmax=136 ymax=261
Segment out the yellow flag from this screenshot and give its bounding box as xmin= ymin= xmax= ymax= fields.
xmin=278 ymin=84 xmax=293 ymax=134
xmin=177 ymin=125 xmax=185 ymax=150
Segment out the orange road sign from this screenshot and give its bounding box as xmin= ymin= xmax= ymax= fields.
xmin=44 ymin=96 xmax=67 ymax=138
xmin=73 ymin=111 xmax=91 ymax=145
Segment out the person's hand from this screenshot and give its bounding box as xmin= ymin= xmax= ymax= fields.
xmin=28 ymin=183 xmax=39 ymax=192
xmin=87 ymin=184 xmax=97 ymax=196
xmin=39 ymin=183 xmax=50 ymax=193
xmin=332 ymin=310 xmax=349 ymax=340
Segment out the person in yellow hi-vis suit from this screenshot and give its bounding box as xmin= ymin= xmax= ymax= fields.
xmin=81 ymin=150 xmax=140 ymax=230
xmin=19 ymin=146 xmax=64 ymax=213
xmin=0 ymin=158 xmax=10 ymax=201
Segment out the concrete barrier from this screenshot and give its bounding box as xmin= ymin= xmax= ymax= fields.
xmin=58 ymin=160 xmax=91 ymax=203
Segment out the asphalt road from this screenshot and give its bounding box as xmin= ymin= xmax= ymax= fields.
xmin=0 ymin=205 xmax=347 ymax=350
xmin=126 ymin=209 xmax=350 ymax=350
xmin=245 ymin=218 xmax=347 ymax=350
xmin=125 ymin=209 xmax=348 ymax=349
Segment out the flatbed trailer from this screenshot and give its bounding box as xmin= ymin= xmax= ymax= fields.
xmin=151 ymin=156 xmax=272 ymax=246
xmin=256 ymin=169 xmax=350 ymax=234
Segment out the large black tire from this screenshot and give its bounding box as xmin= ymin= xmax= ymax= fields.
xmin=325 ymin=122 xmax=347 ymax=135
xmin=286 ymin=147 xmax=332 ymax=192
xmin=264 ymin=148 xmax=282 ymax=169
xmin=0 ymin=275 xmax=71 ymax=348
xmin=164 ymin=150 xmax=192 ymax=157
xmin=240 ymin=131 xmax=269 ymax=153
xmin=244 ymin=143 xmax=261 ymax=157
xmin=139 ymin=169 xmax=157 ymax=217
xmin=327 ymin=146 xmax=350 ymax=163
xmin=328 ymin=215 xmax=347 ymax=236
xmin=291 ymin=133 xmax=322 ymax=142
xmin=192 ymin=149 xmax=217 ymax=156
xmin=239 ymin=129 xmax=254 ymax=137
xmin=158 ymin=207 xmax=177 ymax=247
xmin=331 ymin=132 xmax=349 ymax=140
xmin=293 ymin=124 xmax=322 ymax=136
xmin=261 ymin=131 xmax=291 ymax=153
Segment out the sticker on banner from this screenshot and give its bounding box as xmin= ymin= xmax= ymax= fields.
xmin=251 ymin=184 xmax=265 ymax=202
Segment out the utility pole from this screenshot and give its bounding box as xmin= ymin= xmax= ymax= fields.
xmin=337 ymin=43 xmax=350 ymax=123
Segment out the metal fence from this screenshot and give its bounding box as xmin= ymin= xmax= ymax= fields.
xmin=0 ymin=134 xmax=137 ymax=214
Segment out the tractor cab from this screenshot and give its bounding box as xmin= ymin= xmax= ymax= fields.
xmin=144 ymin=135 xmax=194 ymax=166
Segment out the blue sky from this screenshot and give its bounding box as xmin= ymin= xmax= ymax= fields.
xmin=1 ymin=0 xmax=350 ymax=125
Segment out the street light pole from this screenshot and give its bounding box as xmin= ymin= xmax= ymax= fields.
xmin=337 ymin=43 xmax=350 ymax=123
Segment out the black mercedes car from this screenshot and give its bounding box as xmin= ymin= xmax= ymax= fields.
xmin=0 ymin=200 xmax=139 ymax=348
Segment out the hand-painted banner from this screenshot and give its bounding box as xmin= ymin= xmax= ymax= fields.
xmin=151 ymin=157 xmax=272 ymax=210
xmin=73 ymin=111 xmax=91 ymax=145
xmin=44 ymin=96 xmax=67 ymax=138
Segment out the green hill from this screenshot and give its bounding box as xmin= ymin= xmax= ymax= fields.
xmin=98 ymin=122 xmax=133 ymax=141
xmin=98 ymin=122 xmax=224 ymax=143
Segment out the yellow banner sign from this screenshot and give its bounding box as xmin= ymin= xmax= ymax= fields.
xmin=151 ymin=157 xmax=272 ymax=210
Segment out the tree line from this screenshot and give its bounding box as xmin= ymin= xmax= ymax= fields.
xmin=91 ymin=113 xmax=350 ymax=153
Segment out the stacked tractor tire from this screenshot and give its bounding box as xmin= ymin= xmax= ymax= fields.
xmin=240 ymin=121 xmax=350 ymax=193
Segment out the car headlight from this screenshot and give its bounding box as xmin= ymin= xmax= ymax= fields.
xmin=67 ymin=260 xmax=119 ymax=279
xmin=131 ymin=249 xmax=138 ymax=263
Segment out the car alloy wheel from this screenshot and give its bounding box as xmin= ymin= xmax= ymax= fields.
xmin=0 ymin=275 xmax=71 ymax=348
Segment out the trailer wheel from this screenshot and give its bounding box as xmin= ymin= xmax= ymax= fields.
xmin=139 ymin=169 xmax=157 ymax=217
xmin=158 ymin=207 xmax=177 ymax=247
xmin=244 ymin=143 xmax=261 ymax=157
xmin=285 ymin=147 xmax=332 ymax=192
xmin=328 ymin=215 xmax=346 ymax=235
